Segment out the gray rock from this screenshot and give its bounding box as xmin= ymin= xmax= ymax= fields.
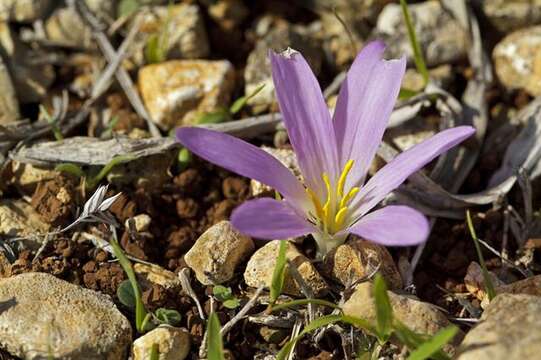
xmin=343 ymin=282 xmax=462 ymax=351
xmin=0 ymin=22 xmax=55 ymax=103
xmin=0 ymin=272 xmax=132 ymax=359
xmin=185 ymin=220 xmax=255 ymax=285
xmin=244 ymin=17 xmax=323 ymax=112
xmin=493 ymin=26 xmax=541 ymax=96
xmin=138 ymin=59 xmax=235 ymax=130
xmin=0 ymin=0 xmax=53 ymax=23
xmin=375 ymin=0 xmax=467 ymax=66
xmin=457 ymin=294 xmax=541 ymax=360
xmin=130 ymin=4 xmax=209 ymax=67
xmin=476 ymin=0 xmax=541 ymax=33
xmin=244 ymin=240 xmax=329 ymax=297
xmin=0 ymin=56 xmax=19 ymax=124
xmin=132 ymin=326 xmax=190 ymax=360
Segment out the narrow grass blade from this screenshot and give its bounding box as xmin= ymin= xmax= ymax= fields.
xmin=269 ymin=240 xmax=288 ymax=306
xmin=400 ymin=0 xmax=429 ymax=86
xmin=394 ymin=321 xmax=450 ymax=360
xmin=207 ymin=312 xmax=225 ymax=360
xmin=271 ymin=298 xmax=342 ymax=312
xmin=230 ymin=84 xmax=266 ymax=114
xmin=149 ymin=343 xmax=159 ymax=360
xmin=373 ymin=274 xmax=393 ymax=342
xmin=466 ymin=210 xmax=496 ymax=301
xmin=406 ymin=325 xmax=458 ymax=360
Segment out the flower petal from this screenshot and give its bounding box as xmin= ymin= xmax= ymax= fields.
xmin=231 ymin=198 xmax=316 ymax=239
xmin=270 ymin=49 xmax=339 ymax=195
xmin=176 ymin=127 xmax=307 ymax=207
xmin=350 ymin=126 xmax=476 ymax=220
xmin=348 ymin=205 xmax=429 ymax=246
xmin=333 ymin=41 xmax=406 ymax=188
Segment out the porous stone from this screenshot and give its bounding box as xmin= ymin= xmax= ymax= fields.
xmin=125 ymin=214 xmax=152 ymax=232
xmin=208 ymin=0 xmax=249 ymax=31
xmin=8 ymin=162 xmax=59 ymax=194
xmin=343 ymin=282 xmax=462 ymax=348
xmin=375 ymin=0 xmax=467 ymax=66
xmin=0 ymin=272 xmax=132 ymax=359
xmin=244 ymin=240 xmax=329 ymax=297
xmin=322 ymin=236 xmax=403 ymax=289
xmin=457 ymin=294 xmax=541 ymax=360
xmin=478 ymin=0 xmax=541 ymax=33
xmin=0 ymin=0 xmax=53 ymax=23
xmin=138 ymin=60 xmax=235 ymax=130
xmin=493 ymin=26 xmax=541 ymax=96
xmin=130 ymin=3 xmax=209 ymax=66
xmin=185 ymin=220 xmax=255 ymax=285
xmin=134 ymin=263 xmax=181 ymax=291
xmin=464 ymin=261 xmax=504 ymax=300
xmin=244 ymin=17 xmax=322 ymax=112
xmin=250 ymin=146 xmax=302 ymax=197
xmin=132 ymin=326 xmax=191 ymax=360
xmin=44 ymin=6 xmax=94 ymax=48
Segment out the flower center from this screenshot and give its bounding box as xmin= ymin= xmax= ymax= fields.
xmin=305 ymin=159 xmax=359 ymax=234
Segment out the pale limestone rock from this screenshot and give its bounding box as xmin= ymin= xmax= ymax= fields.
xmin=457 ymin=294 xmax=541 ymax=360
xmin=138 ymin=60 xmax=235 ymax=130
xmin=134 ymin=263 xmax=181 ymax=291
xmin=9 ymin=162 xmax=59 ymax=194
xmin=0 ymin=0 xmax=53 ymax=23
xmin=125 ymin=214 xmax=152 ymax=232
xmin=493 ymin=26 xmax=541 ymax=96
xmin=185 ymin=221 xmax=255 ymax=285
xmin=479 ymin=0 xmax=541 ymax=33
xmin=343 ymin=282 xmax=462 ymax=351
xmin=244 ymin=240 xmax=329 ymax=297
xmin=322 ymin=236 xmax=403 ymax=290
xmin=44 ymin=6 xmax=93 ymax=48
xmin=0 ymin=200 xmax=49 ymax=250
xmin=0 ymin=56 xmax=19 ymax=124
xmin=0 ymin=272 xmax=132 ymax=359
xmin=132 ymin=326 xmax=190 ymax=360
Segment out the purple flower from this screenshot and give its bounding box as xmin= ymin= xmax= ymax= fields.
xmin=176 ymin=41 xmax=475 ymax=257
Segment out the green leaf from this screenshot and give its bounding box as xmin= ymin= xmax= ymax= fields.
xmin=118 ymin=0 xmax=140 ymax=17
xmin=222 ymin=298 xmax=241 ymax=309
xmin=145 ymin=34 xmax=165 ymax=64
xmin=40 ymin=105 xmax=63 ymax=141
xmin=196 ymin=109 xmax=231 ymax=124
xmin=207 ymin=312 xmax=225 ymax=360
xmin=149 ymin=343 xmax=159 ymax=360
xmin=400 ymin=0 xmax=429 ymax=87
xmin=269 ymin=240 xmax=288 ymax=306
xmin=407 ymin=326 xmax=458 ymax=360
xmin=399 ymin=87 xmax=419 ymax=100
xmin=87 ymin=154 xmax=136 ymax=190
xmin=393 ymin=321 xmax=450 ymax=360
xmin=155 ymin=308 xmax=182 ymax=326
xmin=466 ymin=210 xmax=496 ymax=301
xmin=373 ymin=274 xmax=393 ymax=343
xmin=213 ymin=285 xmax=233 ymax=301
xmin=177 ymin=148 xmax=192 ymax=171
xmin=229 ymin=84 xmax=266 ymax=114
xmin=55 ymin=163 xmax=85 ymax=179
xmin=117 ymin=279 xmax=136 ymax=309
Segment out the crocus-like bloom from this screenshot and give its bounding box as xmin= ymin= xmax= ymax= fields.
xmin=177 ymin=41 xmax=475 ymax=257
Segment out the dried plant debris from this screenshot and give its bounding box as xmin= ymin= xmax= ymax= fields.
xmin=0 ymin=0 xmax=541 ymax=359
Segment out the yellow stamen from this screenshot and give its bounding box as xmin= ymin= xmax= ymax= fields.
xmin=336 ymin=160 xmax=354 ymax=197
xmin=306 ymin=188 xmax=324 ymax=220
xmin=334 ymin=207 xmax=348 ymax=228
xmin=322 ymin=173 xmax=333 ymax=229
xmin=339 ymin=187 xmax=359 ymax=209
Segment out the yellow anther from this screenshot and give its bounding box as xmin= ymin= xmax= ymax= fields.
xmin=322 ymin=173 xmax=333 ymax=230
xmin=336 ymin=160 xmax=354 ymax=197
xmin=339 ymin=187 xmax=359 ymax=209
xmin=306 ymin=188 xmax=324 ymax=220
xmin=334 ymin=206 xmax=348 ymax=228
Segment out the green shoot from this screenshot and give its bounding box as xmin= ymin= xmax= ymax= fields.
xmin=400 ymin=0 xmax=429 ymax=86
xmin=154 ymin=308 xmax=182 ymax=326
xmin=394 ymin=321 xmax=451 ymax=360
xmin=373 ymin=274 xmax=393 ymax=343
xmin=269 ymin=240 xmax=288 ymax=309
xmin=118 ymin=0 xmax=140 ymax=18
xmin=177 ymin=148 xmax=192 ymax=171
xmin=144 ymin=1 xmax=173 ymax=64
xmin=230 ymin=84 xmax=266 ymax=115
xmin=55 ymin=163 xmax=85 ymax=179
xmin=406 ymin=326 xmax=458 ymax=360
xmin=332 ymin=7 xmax=357 ymax=61
xmin=213 ymin=285 xmax=240 ymax=309
xmin=40 ymin=105 xmax=63 ymax=141
xmin=101 ymin=115 xmax=119 ymax=138
xmin=109 ymin=235 xmax=149 ymax=333
xmin=466 ymin=210 xmax=496 ymax=301
xmin=149 ymin=343 xmax=159 ymax=360
xmin=207 ymin=312 xmax=225 ymax=360
xmin=87 ymin=154 xmax=135 ymax=189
